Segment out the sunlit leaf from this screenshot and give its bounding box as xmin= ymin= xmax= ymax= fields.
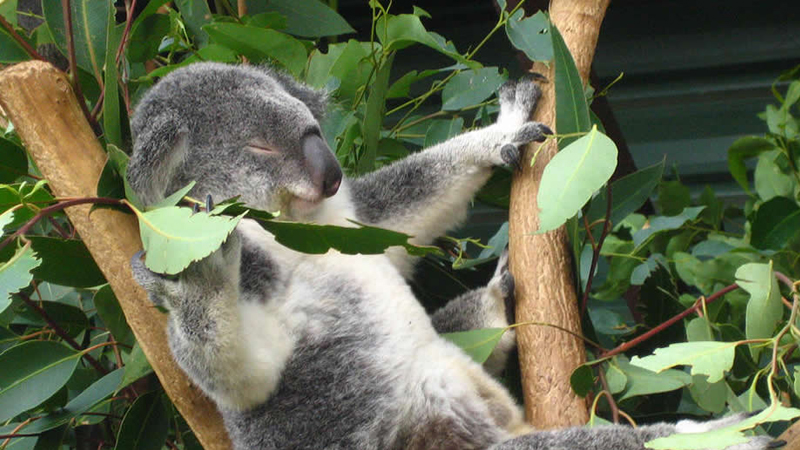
xmin=441 ymin=328 xmax=506 ymax=364
xmin=736 ymin=262 xmax=782 ymax=360
xmin=727 ymin=136 xmax=775 ymax=193
xmin=0 ymin=243 xmax=40 ymax=314
xmin=537 ymin=126 xmax=617 ymax=233
xmin=630 ymin=341 xmax=736 ymax=384
xmin=203 ymin=23 xmax=307 ymax=76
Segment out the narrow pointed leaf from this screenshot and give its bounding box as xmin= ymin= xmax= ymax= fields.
xmin=115 ymin=391 xmax=169 ymax=450
xmin=551 ymin=20 xmax=590 ymax=147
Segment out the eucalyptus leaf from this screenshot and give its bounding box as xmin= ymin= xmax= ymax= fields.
xmin=119 ymin=343 xmax=153 ymax=391
xmin=28 ymin=237 xmax=105 ymax=288
xmin=754 ymin=150 xmax=792 ymax=201
xmin=43 ymin=0 xmax=110 ymax=79
xmin=569 ymin=364 xmax=594 ymax=398
xmin=203 ymin=24 xmax=307 ymax=76
xmin=537 ymin=126 xmax=618 ymax=233
xmin=727 ymin=136 xmax=775 ymax=193
xmin=750 ymin=196 xmax=800 ymax=250
xmin=358 ymin=54 xmax=394 ymax=173
xmin=174 ymin=0 xmax=211 ymax=46
xmin=736 ymin=262 xmax=782 ymax=360
xmin=115 ymin=391 xmax=169 ymax=450
xmin=0 ymin=341 xmax=80 ymax=423
xmin=441 ymin=68 xmax=507 ymax=111
xmin=585 ymin=160 xmax=664 ymax=232
xmin=630 ymin=341 xmax=736 ymax=383
xmin=246 ymin=0 xmax=354 ymax=38
xmin=618 ymin=358 xmax=691 ymax=400
xmin=441 ymin=328 xmax=506 ymax=364
xmin=0 ymin=243 xmax=40 ymax=314
xmin=504 ymin=9 xmax=552 ymax=63
xmin=632 ymin=206 xmax=706 ymax=247
xmin=551 ymin=20 xmax=590 ymax=147
xmin=94 ymin=285 xmax=133 ymax=347
xmin=0 ymin=138 xmax=27 ymax=183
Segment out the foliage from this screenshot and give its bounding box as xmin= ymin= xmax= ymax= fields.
xmin=0 ymin=0 xmax=799 ymax=449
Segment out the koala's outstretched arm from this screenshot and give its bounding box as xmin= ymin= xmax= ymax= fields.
xmin=431 ymin=250 xmax=516 ymax=375
xmin=130 ymin=230 xmax=290 ymax=411
xmin=348 ymin=80 xmax=548 ymax=276
xmin=491 ymin=414 xmax=778 ymax=450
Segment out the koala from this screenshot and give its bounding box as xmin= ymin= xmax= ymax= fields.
xmin=127 ymin=62 xmax=779 ymax=450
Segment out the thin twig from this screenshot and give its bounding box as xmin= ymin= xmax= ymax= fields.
xmin=61 ymin=0 xmax=100 ymax=133
xmin=115 ymin=0 xmax=138 ymax=64
xmin=0 ymin=197 xmax=125 ymax=253
xmin=597 ymin=368 xmax=620 ymax=423
xmin=581 ymin=185 xmax=613 ymax=316
xmin=20 ymin=292 xmax=108 ymax=374
xmin=602 ymin=283 xmax=740 ymax=358
xmin=0 ymin=15 xmax=45 ymax=60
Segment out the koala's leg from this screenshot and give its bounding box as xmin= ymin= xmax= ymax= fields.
xmin=348 ymin=79 xmax=549 ymax=276
xmin=130 ymin=230 xmax=289 ymax=411
xmin=489 ymin=414 xmax=781 ymax=450
xmin=432 ymin=250 xmax=516 ymax=375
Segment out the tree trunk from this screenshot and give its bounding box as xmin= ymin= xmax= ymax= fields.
xmin=0 ymin=61 xmax=232 ymax=450
xmin=509 ymin=0 xmax=610 ymax=427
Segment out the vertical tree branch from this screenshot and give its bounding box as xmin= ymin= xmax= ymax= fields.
xmin=508 ymin=0 xmax=610 ymax=428
xmin=0 ymin=61 xmax=232 ymax=450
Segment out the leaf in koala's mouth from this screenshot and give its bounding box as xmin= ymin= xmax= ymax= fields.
xmin=134 ymin=206 xmax=245 ymax=275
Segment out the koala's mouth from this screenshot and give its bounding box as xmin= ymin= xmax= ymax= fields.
xmin=285 ymin=191 xmax=325 ymax=219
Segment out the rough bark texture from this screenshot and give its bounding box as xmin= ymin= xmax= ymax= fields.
xmin=779 ymin=421 xmax=800 ymax=450
xmin=509 ymin=0 xmax=610 ymax=427
xmin=0 ymin=61 xmax=232 ymax=450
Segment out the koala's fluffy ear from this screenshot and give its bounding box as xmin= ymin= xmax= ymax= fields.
xmin=127 ymin=117 xmax=189 ymax=207
xmin=260 ymin=67 xmax=328 ymax=122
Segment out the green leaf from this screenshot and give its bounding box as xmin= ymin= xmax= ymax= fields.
xmin=174 ymin=0 xmax=211 ymax=46
xmin=376 ymin=14 xmax=478 ymax=69
xmin=646 ymin=403 xmax=800 ymax=450
xmin=630 ymin=253 xmax=665 ymax=286
xmin=754 ymin=150 xmax=793 ymax=201
xmin=689 ymin=374 xmax=726 ymax=414
xmin=441 ymin=67 xmax=507 ymax=111
xmin=504 ymin=10 xmax=553 ymax=63
xmin=203 ymin=23 xmax=307 ymax=77
xmin=119 ymin=343 xmax=153 ymax=391
xmin=0 ymin=22 xmax=31 ymax=63
xmin=441 ymin=328 xmax=505 ymax=364
xmin=605 ymin=362 xmax=627 ymax=394
xmin=0 ymin=243 xmax=41 ymax=314
xmin=17 ymin=301 xmax=88 ymax=338
xmin=569 ymin=364 xmax=594 ymax=398
xmin=585 ymin=160 xmax=664 ymax=232
xmin=106 ymin=144 xmax=144 ymax=210
xmin=28 ymin=237 xmax=105 ymax=287
xmin=247 ymin=0 xmax=354 ymax=38
xmin=736 ymin=262 xmax=782 ymax=360
xmin=537 ymin=126 xmax=618 ymax=232
xmin=258 ymin=219 xmax=441 ymax=258
xmin=127 ymin=14 xmax=170 ymax=63
xmin=0 ymin=1 xmax=17 ymax=26
xmin=629 ymin=341 xmax=736 ymax=383
xmin=103 ymin=21 xmax=124 ymax=148
xmin=22 ymin=368 xmax=124 ymax=434
xmin=115 ymin=391 xmax=169 ymax=450
xmin=618 ymin=357 xmax=691 ymax=400
xmin=632 ymin=206 xmax=706 ymax=247
xmin=0 ymin=138 xmax=27 ymax=183
xmin=751 ymin=196 xmax=800 ymax=250
xmin=94 ymin=285 xmax=133 ymax=347
xmin=551 ymin=20 xmax=590 ymax=147
xmin=423 ymin=118 xmax=464 ymax=148
xmin=727 ymin=136 xmax=775 ymax=193
xmin=151 ymin=181 xmax=196 ymax=209
xmin=358 ymin=54 xmax=394 ymax=174
xmin=657 ymin=180 xmax=691 ymax=216
xmin=43 ymin=0 xmax=110 ymax=80
xmin=0 ymin=341 xmax=80 ymax=423
xmin=136 ymin=206 xmax=244 ymax=275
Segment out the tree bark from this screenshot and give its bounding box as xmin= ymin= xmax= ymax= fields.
xmin=509 ymin=0 xmax=610 ymax=427
xmin=0 ymin=61 xmax=232 ymax=450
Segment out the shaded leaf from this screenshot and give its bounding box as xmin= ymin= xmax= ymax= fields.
xmin=119 ymin=343 xmax=153 ymax=390
xmin=376 ymin=14 xmax=478 ymax=69
xmin=43 ymin=0 xmax=110 ymax=79
xmin=503 ymin=8 xmax=552 ymax=62
xmin=551 ymin=20 xmax=590 ymax=147
xmin=441 ymin=67 xmax=506 ymax=111
xmin=103 ymin=21 xmax=124 ymax=148
xmin=569 ymin=364 xmax=594 ymax=397
xmin=128 ymin=14 xmax=170 ymax=63
xmin=585 ymin=160 xmax=664 ymax=233
xmin=203 ymin=23 xmax=307 ymax=76
xmin=0 ymin=341 xmax=80 ymax=423
xmin=358 ymin=54 xmax=394 ymax=173
xmin=750 ymin=196 xmax=800 ymax=250
xmin=28 ymin=237 xmax=105 ymax=287
xmin=0 ymin=25 xmax=28 ymax=63
xmin=0 ymin=138 xmax=27 ymax=183
xmin=115 ymin=391 xmax=169 ymax=450
xmin=537 ymin=126 xmax=617 ymax=232
xmin=754 ymin=150 xmax=792 ymax=201
xmin=618 ymin=357 xmax=691 ymax=400
xmin=727 ymin=136 xmax=775 ymax=193
xmin=94 ymin=285 xmax=133 ymax=347
xmin=174 ymin=0 xmax=211 ymax=46
xmin=441 ymin=328 xmax=506 ymax=364
xmin=632 ymin=206 xmax=706 ymax=247
xmin=247 ymin=0 xmax=354 ymax=37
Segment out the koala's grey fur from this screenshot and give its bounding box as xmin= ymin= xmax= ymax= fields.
xmin=128 ymin=63 xmax=776 ymax=450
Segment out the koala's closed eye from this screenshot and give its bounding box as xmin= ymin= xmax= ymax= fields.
xmin=245 ymin=138 xmax=280 ymax=156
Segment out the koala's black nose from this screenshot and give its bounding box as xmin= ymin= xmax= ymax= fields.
xmin=302 ymin=134 xmax=343 ymax=198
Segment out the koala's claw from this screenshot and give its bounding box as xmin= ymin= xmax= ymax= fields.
xmin=500 ymin=144 xmax=521 ymax=170
xmin=769 ymin=440 xmax=787 ymax=448
xmin=491 ymin=247 xmax=515 ymax=325
xmin=206 ymin=194 xmax=214 ymax=213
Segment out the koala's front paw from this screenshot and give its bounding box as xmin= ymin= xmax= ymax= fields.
xmin=130 ymin=251 xmax=180 ymax=310
xmin=487 ymin=247 xmax=515 ymax=326
xmin=675 ymin=413 xmax=786 ymax=450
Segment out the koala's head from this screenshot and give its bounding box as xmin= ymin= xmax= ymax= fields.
xmin=127 ymin=62 xmax=342 ymax=220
